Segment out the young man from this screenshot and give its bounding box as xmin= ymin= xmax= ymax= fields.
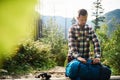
xmin=67 ymin=10 xmax=112 ymax=79
xmin=68 ymin=9 xmax=101 ymax=64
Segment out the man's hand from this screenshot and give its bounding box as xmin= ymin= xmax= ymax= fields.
xmin=93 ymin=58 xmax=100 ymax=64
xmin=77 ymin=57 xmax=87 ymax=63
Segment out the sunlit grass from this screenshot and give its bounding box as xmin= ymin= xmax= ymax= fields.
xmin=0 ymin=0 xmax=37 ymax=67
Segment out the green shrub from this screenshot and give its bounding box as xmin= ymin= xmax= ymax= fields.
xmin=3 ymin=40 xmax=56 ymax=75
xmin=0 ymin=0 xmax=37 ymax=67
xmin=96 ymin=24 xmax=120 ymax=75
xmin=103 ymin=25 xmax=120 ymax=75
xmin=55 ymin=43 xmax=68 ymax=66
xmin=40 ymin=18 xmax=68 ymax=66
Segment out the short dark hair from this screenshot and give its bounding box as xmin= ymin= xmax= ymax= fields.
xmin=78 ymin=9 xmax=88 ymax=16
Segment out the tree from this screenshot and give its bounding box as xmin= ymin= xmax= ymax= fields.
xmin=41 ymin=18 xmax=65 ymax=52
xmin=40 ymin=18 xmax=67 ymax=66
xmin=92 ymin=0 xmax=105 ymax=30
xmin=103 ymin=24 xmax=120 ymax=74
xmin=71 ymin=17 xmax=76 ymax=25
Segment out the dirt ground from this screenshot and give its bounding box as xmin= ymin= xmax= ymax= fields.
xmin=0 ymin=66 xmax=66 ymax=79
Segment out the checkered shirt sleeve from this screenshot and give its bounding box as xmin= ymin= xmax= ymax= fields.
xmin=90 ymin=28 xmax=101 ymax=58
xmin=68 ymin=27 xmax=80 ymax=58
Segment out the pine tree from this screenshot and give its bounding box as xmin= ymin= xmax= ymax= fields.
xmin=71 ymin=17 xmax=76 ymax=25
xmin=92 ymin=0 xmax=105 ymax=30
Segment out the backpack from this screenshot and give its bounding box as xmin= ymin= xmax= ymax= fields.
xmin=65 ymin=59 xmax=111 ymax=80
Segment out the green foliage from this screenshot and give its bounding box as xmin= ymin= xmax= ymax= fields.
xmin=103 ymin=24 xmax=120 ymax=75
xmin=92 ymin=0 xmax=105 ymax=30
xmin=0 ymin=0 xmax=37 ymax=67
xmin=40 ymin=18 xmax=68 ymax=66
xmin=3 ymin=40 xmax=56 ymax=75
xmin=55 ymin=43 xmax=68 ymax=66
xmin=96 ymin=24 xmax=109 ymax=56
xmin=96 ymin=24 xmax=120 ymax=75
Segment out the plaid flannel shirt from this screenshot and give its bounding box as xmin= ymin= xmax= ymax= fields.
xmin=68 ymin=24 xmax=101 ymax=59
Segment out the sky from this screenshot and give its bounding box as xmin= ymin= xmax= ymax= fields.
xmin=36 ymin=0 xmax=120 ymax=20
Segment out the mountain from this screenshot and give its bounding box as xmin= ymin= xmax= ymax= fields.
xmin=40 ymin=9 xmax=120 ymax=37
xmin=41 ymin=15 xmax=93 ymax=38
xmin=105 ymin=9 xmax=120 ymax=34
xmin=41 ymin=16 xmax=73 ymax=38
xmin=41 ymin=16 xmax=93 ymax=28
xmin=41 ymin=16 xmax=72 ymax=29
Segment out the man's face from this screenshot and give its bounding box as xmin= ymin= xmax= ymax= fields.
xmin=77 ymin=15 xmax=87 ymax=26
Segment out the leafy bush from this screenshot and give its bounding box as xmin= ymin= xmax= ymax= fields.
xmin=3 ymin=40 xmax=56 ymax=75
xmin=96 ymin=24 xmax=120 ymax=75
xmin=54 ymin=43 xmax=68 ymax=66
xmin=0 ymin=0 xmax=37 ymax=67
xmin=96 ymin=24 xmax=109 ymax=59
xmin=40 ymin=18 xmax=68 ymax=66
xmin=103 ymin=25 xmax=120 ymax=75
